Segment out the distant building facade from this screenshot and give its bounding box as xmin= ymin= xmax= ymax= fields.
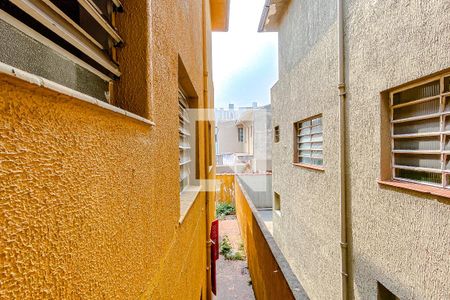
xmin=260 ymin=0 xmax=450 ymax=299
xmin=215 ymin=103 xmax=272 ymax=173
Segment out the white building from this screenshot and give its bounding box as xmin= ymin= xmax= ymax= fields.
xmin=215 ymin=103 xmax=272 ymax=173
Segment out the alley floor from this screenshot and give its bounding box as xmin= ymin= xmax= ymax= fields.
xmin=216 ymin=216 xmax=255 ymax=300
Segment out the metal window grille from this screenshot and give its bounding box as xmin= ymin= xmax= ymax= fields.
xmin=295 ymin=116 xmax=323 ymax=166
xmin=1 ymin=0 xmax=123 ymax=78
xmin=179 ymin=89 xmax=191 ymax=193
xmin=390 ymin=74 xmax=450 ymax=188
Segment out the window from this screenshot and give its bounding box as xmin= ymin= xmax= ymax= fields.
xmin=207 ymin=121 xmax=213 ymax=168
xmin=274 ymin=125 xmax=280 ymax=143
xmin=377 ymin=282 xmax=399 ymax=300
xmin=215 ymin=127 xmax=218 ymax=155
xmin=390 ymin=74 xmax=450 ymax=188
xmin=1 ymin=0 xmax=122 ymax=100
xmin=238 ymin=127 xmax=244 ymax=142
xmin=179 ymin=89 xmax=192 ymax=193
xmin=274 ymin=192 xmax=281 ymax=211
xmin=294 ymin=115 xmax=323 ymax=167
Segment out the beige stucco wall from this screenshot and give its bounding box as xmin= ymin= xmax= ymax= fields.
xmin=345 ymin=1 xmax=450 ymax=299
xmin=253 ymin=106 xmax=272 ymax=173
xmin=0 ymin=0 xmax=220 ymax=298
xmin=271 ymin=0 xmax=341 ymax=299
xmin=271 ymin=0 xmax=450 ymax=299
xmin=216 ymin=120 xmax=243 ymax=154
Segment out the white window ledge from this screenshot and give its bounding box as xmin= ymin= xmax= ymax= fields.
xmin=0 ymin=62 xmax=156 ymax=127
xmin=179 ymin=185 xmax=201 ymax=224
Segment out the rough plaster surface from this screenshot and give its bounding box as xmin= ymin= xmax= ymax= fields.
xmin=345 ymin=1 xmax=450 ymax=299
xmin=216 ymin=174 xmax=235 ymax=204
xmin=272 ymin=0 xmax=450 ymax=299
xmin=235 ymin=179 xmax=307 ymax=300
xmin=272 ymin=0 xmax=341 ymax=299
xmin=278 ymin=0 xmax=336 ymax=75
xmin=0 ymin=0 xmax=216 ymax=298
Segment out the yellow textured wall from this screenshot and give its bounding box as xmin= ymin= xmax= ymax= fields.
xmin=216 ymin=174 xmax=235 ymax=204
xmin=0 ymin=0 xmax=217 ymax=298
xmin=210 ymin=0 xmax=230 ymax=31
xmin=114 ymin=0 xmax=151 ymax=117
xmin=235 ymin=179 xmax=295 ymax=300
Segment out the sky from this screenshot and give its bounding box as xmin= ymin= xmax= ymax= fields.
xmin=212 ymin=0 xmax=278 ymax=109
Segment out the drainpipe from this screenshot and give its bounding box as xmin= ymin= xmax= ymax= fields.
xmin=201 ymin=0 xmax=213 ymax=299
xmin=337 ymin=0 xmax=350 ymax=299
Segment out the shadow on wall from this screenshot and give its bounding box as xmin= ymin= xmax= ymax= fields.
xmin=238 ymin=174 xmax=272 ymax=209
xmin=354 ymin=254 xmax=416 ymax=299
xmin=216 ymin=174 xmax=273 ymax=208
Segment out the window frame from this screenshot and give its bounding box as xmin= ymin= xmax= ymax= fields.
xmin=238 ymin=127 xmax=244 ymax=143
xmin=273 ymin=192 xmax=281 ymax=212
xmin=293 ymin=114 xmax=324 ymax=171
xmin=179 ymin=88 xmax=192 ymax=194
xmin=388 ymin=73 xmax=450 ymax=189
xmin=274 ymin=125 xmax=280 ymax=143
xmin=2 ymin=0 xmax=123 ymax=79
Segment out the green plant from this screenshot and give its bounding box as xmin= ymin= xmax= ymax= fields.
xmin=216 ymin=202 xmax=235 ymax=218
xmin=219 ymin=236 xmax=245 ymax=261
xmin=239 ymin=242 xmax=244 ymax=252
xmin=230 ymin=251 xmax=244 ymax=261
xmin=220 ymin=236 xmax=233 ymax=256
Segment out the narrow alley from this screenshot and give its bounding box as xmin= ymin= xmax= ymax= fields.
xmin=1 ymin=0 xmax=449 ymax=299
xmin=216 ymin=215 xmax=255 ymax=300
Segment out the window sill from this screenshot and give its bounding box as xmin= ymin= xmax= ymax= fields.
xmin=179 ymin=185 xmax=201 ymax=224
xmin=0 ymin=62 xmax=155 ymax=127
xmin=377 ymin=179 xmax=450 ymax=199
xmin=292 ymin=163 xmax=325 ymax=172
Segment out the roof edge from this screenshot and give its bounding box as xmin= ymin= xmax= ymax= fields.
xmin=258 ymin=0 xmax=291 ymax=32
xmin=210 ymin=0 xmax=230 ymax=32
xmin=258 ymin=0 xmax=271 ymax=32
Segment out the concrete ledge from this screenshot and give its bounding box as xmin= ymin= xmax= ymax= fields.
xmin=235 ymin=176 xmax=309 ymax=300
xmin=378 ymin=179 xmax=450 ymax=202
xmin=0 ymin=62 xmax=156 ymax=127
xmin=179 ymin=185 xmax=202 ymax=224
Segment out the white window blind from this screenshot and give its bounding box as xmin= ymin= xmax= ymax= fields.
xmin=295 ymin=116 xmax=323 ymax=166
xmin=1 ymin=0 xmax=123 ymax=78
xmin=391 ymin=74 xmax=450 ymax=188
xmin=179 ymin=89 xmax=191 ymax=193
